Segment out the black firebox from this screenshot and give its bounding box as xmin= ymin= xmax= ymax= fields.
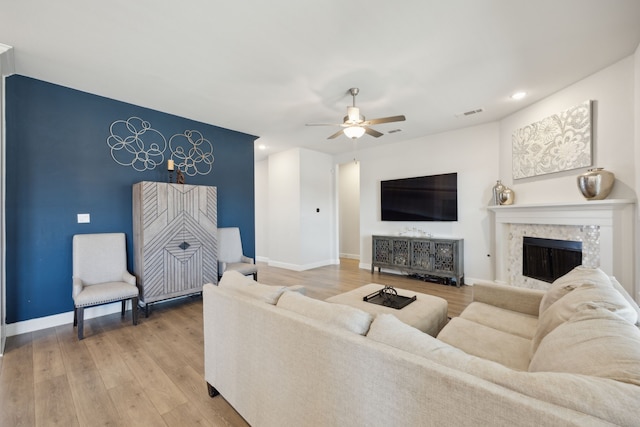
xmin=522 ymin=237 xmax=582 ymax=283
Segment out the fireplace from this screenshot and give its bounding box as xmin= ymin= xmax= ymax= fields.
xmin=488 ymin=199 xmax=635 ymax=294
xmin=522 ymin=237 xmax=582 ymax=283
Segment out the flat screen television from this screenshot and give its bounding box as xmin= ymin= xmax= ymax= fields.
xmin=381 ymin=172 xmax=458 ymax=221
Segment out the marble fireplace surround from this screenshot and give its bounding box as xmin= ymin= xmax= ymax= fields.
xmin=488 ymin=199 xmax=636 ymax=297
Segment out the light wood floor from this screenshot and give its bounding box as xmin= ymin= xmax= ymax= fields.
xmin=0 ymin=259 xmax=472 ymax=427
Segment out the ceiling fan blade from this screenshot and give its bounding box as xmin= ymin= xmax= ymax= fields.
xmin=364 ymin=127 xmax=383 ymax=138
xmin=327 ymin=129 xmax=345 ymax=139
xmin=306 ymin=123 xmax=344 ymax=127
xmin=364 ymin=115 xmax=406 ymax=125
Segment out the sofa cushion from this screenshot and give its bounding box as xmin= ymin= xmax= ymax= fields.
xmin=218 ymin=270 xmax=287 ymax=304
xmin=532 ymin=283 xmax=639 ymax=354
xmin=367 ymin=313 xmax=471 ymax=364
xmin=530 ymin=306 xmax=640 ymax=386
xmin=460 ymin=302 xmax=538 ymax=339
xmin=610 ymin=276 xmax=640 ymax=325
xmin=276 ymin=291 xmax=373 ymax=335
xmin=367 ymin=313 xmax=640 ymax=426
xmin=539 ymin=266 xmax=611 ymax=315
xmin=437 ymin=317 xmax=531 ymax=371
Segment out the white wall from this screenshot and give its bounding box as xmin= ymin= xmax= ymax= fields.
xmin=498 ymin=54 xmax=638 ymax=295
xmin=338 ymin=161 xmax=360 ymax=259
xmin=254 ymin=159 xmax=268 ymax=261
xmin=499 ymin=56 xmax=637 ymax=204
xmin=261 ymin=148 xmax=336 ymax=270
xmin=299 ymin=148 xmax=336 ymax=267
xmin=267 ymin=149 xmax=302 ymax=266
xmin=335 ymin=122 xmax=500 ymax=284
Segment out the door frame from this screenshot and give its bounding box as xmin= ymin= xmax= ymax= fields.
xmin=0 ymin=44 xmax=15 ymax=355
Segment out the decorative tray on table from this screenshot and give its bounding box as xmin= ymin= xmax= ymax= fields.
xmin=363 ymin=286 xmax=416 ymax=310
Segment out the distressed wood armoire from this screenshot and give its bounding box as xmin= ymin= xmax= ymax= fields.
xmin=132 ymin=181 xmax=217 ymax=312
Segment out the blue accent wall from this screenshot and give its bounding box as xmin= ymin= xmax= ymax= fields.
xmin=5 ymin=75 xmax=256 ymax=323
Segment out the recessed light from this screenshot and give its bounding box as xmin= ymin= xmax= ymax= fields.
xmin=258 ymin=144 xmax=267 ymax=150
xmin=511 ymin=91 xmax=527 ymax=100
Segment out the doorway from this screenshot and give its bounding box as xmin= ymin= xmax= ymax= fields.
xmin=338 ymin=161 xmax=360 ymax=260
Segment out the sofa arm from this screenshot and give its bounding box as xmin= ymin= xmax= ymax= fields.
xmin=72 ymin=277 xmax=84 ymax=300
xmin=472 ymin=283 xmax=545 ymax=316
xmin=122 ymin=270 xmax=136 ymax=286
xmin=218 ymin=260 xmax=227 ymax=275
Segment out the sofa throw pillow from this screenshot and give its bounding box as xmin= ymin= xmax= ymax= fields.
xmin=276 ymin=291 xmax=373 ymax=335
xmin=218 ymin=270 xmax=287 ymax=305
xmin=532 ymin=283 xmax=639 ymax=355
xmin=219 ymin=269 xmax=253 ymax=285
xmin=539 ymin=266 xmax=611 ymax=316
xmin=530 ymin=306 xmax=640 ymax=386
xmin=367 ymin=313 xmax=473 ymax=368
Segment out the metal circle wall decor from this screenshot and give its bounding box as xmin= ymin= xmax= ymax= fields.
xmin=169 ymin=130 xmax=214 ymax=176
xmin=107 ymin=118 xmax=215 ymax=176
xmin=107 ymin=117 xmax=167 ymax=171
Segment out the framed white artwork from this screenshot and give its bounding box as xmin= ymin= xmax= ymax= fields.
xmin=512 ymin=100 xmax=592 ymax=179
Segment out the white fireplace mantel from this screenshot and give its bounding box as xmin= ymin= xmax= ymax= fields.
xmin=488 ymin=199 xmax=636 ymax=297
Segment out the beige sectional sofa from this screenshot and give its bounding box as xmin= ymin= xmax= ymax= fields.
xmin=203 ymin=268 xmax=640 ymax=426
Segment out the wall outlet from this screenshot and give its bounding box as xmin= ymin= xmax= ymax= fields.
xmin=77 ymin=213 xmax=90 ymax=223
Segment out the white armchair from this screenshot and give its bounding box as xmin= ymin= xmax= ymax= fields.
xmin=72 ymin=233 xmax=139 ymax=340
xmin=217 ymin=227 xmax=258 ymax=280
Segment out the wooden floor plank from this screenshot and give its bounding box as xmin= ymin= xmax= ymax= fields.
xmin=130 ymin=308 xmax=247 ymax=426
xmin=107 ymin=380 xmax=168 ymax=427
xmin=84 ymin=321 xmax=136 ymax=390
xmin=112 ymin=324 xmax=189 ymax=415
xmin=146 ymin=305 xmax=206 ymax=374
xmin=32 ymin=327 xmax=66 ymax=384
xmin=67 ymin=375 xmax=124 ymax=427
xmin=34 ymin=375 xmax=80 ymax=427
xmin=162 ymin=401 xmax=218 ymax=427
xmin=0 ymin=333 xmax=36 ymax=427
xmin=0 ymin=258 xmax=472 ymax=426
xmin=55 ymin=325 xmax=105 ymax=386
xmin=55 ymin=325 xmax=125 ymax=426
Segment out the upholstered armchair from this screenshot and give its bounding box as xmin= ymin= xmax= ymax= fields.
xmin=217 ymin=227 xmax=258 ymax=280
xmin=72 ymin=233 xmax=139 ymax=340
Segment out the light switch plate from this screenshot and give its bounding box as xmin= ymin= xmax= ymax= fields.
xmin=77 ymin=213 xmax=90 ymax=223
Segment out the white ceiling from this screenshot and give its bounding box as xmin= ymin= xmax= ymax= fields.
xmin=2 ymin=1 xmax=640 ymax=162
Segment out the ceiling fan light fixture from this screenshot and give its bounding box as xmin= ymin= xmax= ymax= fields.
xmin=306 ymin=88 xmax=405 ymax=140
xmin=347 ymin=106 xmax=360 ymax=123
xmin=344 ymin=126 xmax=365 ymax=139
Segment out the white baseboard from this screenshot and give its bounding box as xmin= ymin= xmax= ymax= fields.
xmin=6 ymin=301 xmax=133 ymax=337
xmin=339 ymin=253 xmax=360 ymax=260
xmin=359 ymin=262 xmax=373 ymax=271
xmin=268 ymin=258 xmax=339 ymax=271
xmin=256 ymin=255 xmax=269 ymax=263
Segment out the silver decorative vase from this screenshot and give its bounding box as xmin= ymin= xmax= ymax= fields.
xmin=577 ymin=168 xmax=615 ymax=200
xmin=499 ymin=187 xmax=515 ymax=205
xmin=492 ymin=180 xmax=505 ymax=205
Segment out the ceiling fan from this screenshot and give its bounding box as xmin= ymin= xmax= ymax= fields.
xmin=306 ymin=88 xmax=406 ymax=140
